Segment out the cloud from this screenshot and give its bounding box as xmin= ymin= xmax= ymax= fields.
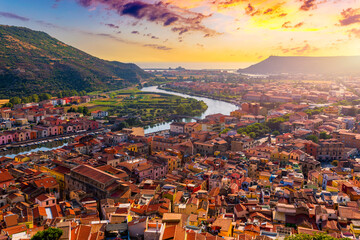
xmin=262 ymin=3 xmax=285 ymax=16
xmin=0 ymin=12 xmax=29 ymax=21
xmin=143 ymin=44 xmax=172 ymax=50
xmin=278 ymin=42 xmax=319 ymax=54
xmin=282 ymin=21 xmax=304 ymax=29
xmin=105 ymin=23 xmax=120 ymax=29
xmin=339 ymin=8 xmax=360 ymax=26
xmin=131 ymin=30 xmax=139 ymax=34
xmin=282 ymin=21 xmax=292 ymax=28
xmin=244 ymin=4 xmax=260 ymax=16
xmin=35 ymin=20 xmax=68 ymax=30
xmin=348 ymin=28 xmax=360 ymax=38
xmin=294 ymin=22 xmax=304 ymax=28
xmin=299 ymin=0 xmax=317 ymax=11
xmin=263 ymin=8 xmax=274 ymax=15
xmin=82 ymin=30 xmax=172 ymax=50
xmin=75 ymin=0 xmax=219 ymax=37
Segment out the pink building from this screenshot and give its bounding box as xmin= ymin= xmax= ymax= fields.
xmin=35 ymin=194 xmax=56 ymax=207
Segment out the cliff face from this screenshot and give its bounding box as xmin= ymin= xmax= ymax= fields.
xmin=238 ymin=56 xmax=360 ymax=75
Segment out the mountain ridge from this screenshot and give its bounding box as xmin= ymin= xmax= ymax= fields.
xmin=238 ymin=56 xmax=360 ymax=75
xmin=0 ymin=25 xmax=151 ymax=98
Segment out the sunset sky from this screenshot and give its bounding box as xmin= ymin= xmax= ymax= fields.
xmin=1 ymin=0 xmax=360 ymax=67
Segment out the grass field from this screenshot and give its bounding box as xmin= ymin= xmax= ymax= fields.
xmin=0 ymin=99 xmax=9 ymax=105
xmin=64 ymin=89 xmax=207 ymax=128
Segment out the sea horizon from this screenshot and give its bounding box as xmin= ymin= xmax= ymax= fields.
xmin=136 ymin=61 xmax=256 ymax=70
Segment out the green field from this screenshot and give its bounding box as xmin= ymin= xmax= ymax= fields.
xmin=68 ymin=89 xmax=208 ymax=129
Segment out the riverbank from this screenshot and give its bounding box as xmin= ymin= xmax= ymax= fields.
xmin=141 ymin=86 xmax=238 ymax=133
xmin=1 ymin=139 xmax=70 ymax=158
xmin=158 ymin=85 xmax=241 ymax=106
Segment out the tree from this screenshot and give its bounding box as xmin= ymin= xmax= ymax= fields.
xmin=285 ymin=233 xmax=350 ymax=240
xmin=67 ymin=107 xmax=76 ymax=113
xmin=39 ymin=93 xmax=52 ymax=101
xmin=9 ymin=96 xmax=21 ymax=105
xmin=319 ymin=131 xmax=331 ymax=139
xmin=30 ymin=227 xmax=63 ymax=240
xmin=21 ymin=96 xmax=31 ymax=103
xmin=220 ymin=128 xmax=230 ymax=134
xmin=272 ymin=130 xmax=280 ymax=136
xmin=31 ymin=94 xmax=40 ymax=103
xmin=306 ymin=134 xmax=319 ymax=143
xmin=266 ymin=116 xmax=287 ymax=131
xmin=175 ymin=104 xmax=186 ymax=115
xmin=331 ymin=160 xmax=339 ymax=167
xmin=112 ymin=121 xmax=129 ymax=131
xmin=83 ymin=106 xmax=89 ymax=115
xmin=249 ymin=132 xmax=256 ymax=139
xmin=2 ymin=102 xmax=13 ymax=108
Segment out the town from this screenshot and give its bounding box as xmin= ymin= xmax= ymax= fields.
xmin=1 ymin=79 xmax=360 ymax=240
xmin=2 ymin=0 xmax=360 ymax=239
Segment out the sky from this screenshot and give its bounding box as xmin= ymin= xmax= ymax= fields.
xmin=1 ymin=0 xmax=360 ymax=68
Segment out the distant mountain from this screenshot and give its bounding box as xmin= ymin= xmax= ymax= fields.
xmin=238 ymin=56 xmax=360 ymax=75
xmin=0 ymin=25 xmax=151 ymax=98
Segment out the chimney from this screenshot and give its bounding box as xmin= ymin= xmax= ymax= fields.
xmin=156 ymin=221 xmax=159 ymax=232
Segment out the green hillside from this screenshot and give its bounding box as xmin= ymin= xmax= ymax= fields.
xmin=0 ymin=25 xmax=151 ymax=98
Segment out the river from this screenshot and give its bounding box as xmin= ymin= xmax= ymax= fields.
xmin=3 ymin=87 xmax=237 ymax=156
xmin=141 ymin=86 xmax=239 ymax=134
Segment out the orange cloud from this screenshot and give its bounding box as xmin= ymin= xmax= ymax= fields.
xmin=339 ymin=8 xmax=360 ymax=26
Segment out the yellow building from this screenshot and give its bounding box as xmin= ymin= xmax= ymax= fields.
xmin=188 ymin=214 xmax=198 ymax=227
xmin=14 ymin=155 xmax=30 ymax=162
xmin=212 ymin=218 xmax=233 ymax=237
xmin=35 ymin=165 xmax=69 ymax=190
xmin=270 ymin=149 xmax=279 ymax=160
xmin=230 ymin=109 xmax=247 ymax=119
xmin=323 ymin=106 xmax=339 ymax=115
xmin=167 ymin=156 xmax=180 ymax=173
xmin=350 ymin=221 xmax=360 ymax=237
xmin=185 ymin=197 xmax=199 ymax=215
xmin=126 ymin=144 xmax=137 ymax=152
xmin=163 ymin=185 xmax=177 ymax=203
xmin=259 ymin=172 xmax=271 ymax=181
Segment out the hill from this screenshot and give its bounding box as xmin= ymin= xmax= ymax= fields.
xmin=238 ymin=56 xmax=360 ymax=75
xmin=0 ymin=25 xmax=151 ymax=98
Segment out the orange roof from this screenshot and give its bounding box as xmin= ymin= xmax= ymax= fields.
xmin=163 ymin=225 xmax=176 ymax=239
xmin=36 ymin=194 xmax=55 ymax=202
xmin=0 ymin=170 xmax=14 ymax=183
xmin=72 ymin=225 xmax=92 ymax=240
xmin=2 ymin=225 xmax=27 ymax=236
xmin=33 ymin=177 xmax=58 ymax=189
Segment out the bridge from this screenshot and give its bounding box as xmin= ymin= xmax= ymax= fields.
xmin=170 ymin=115 xmax=202 ymax=121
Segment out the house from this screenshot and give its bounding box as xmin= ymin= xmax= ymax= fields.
xmin=185 ymin=122 xmax=202 ymax=134
xmin=33 ymin=126 xmax=50 ymax=138
xmin=33 ymin=177 xmax=60 ymax=198
xmin=211 ymin=218 xmax=233 ymax=237
xmin=91 ymin=110 xmax=108 ymax=119
xmin=170 ymin=122 xmax=186 ymax=134
xmin=289 ymin=112 xmax=308 ymax=123
xmin=0 ymin=170 xmax=15 ymax=188
xmin=1 ymin=225 xmax=27 ymax=239
xmin=234 ymin=204 xmax=248 ymax=219
xmin=35 ymin=194 xmax=56 ymax=207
